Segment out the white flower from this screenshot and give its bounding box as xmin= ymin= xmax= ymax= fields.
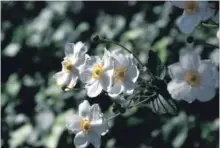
xmin=170 ymin=1 xmax=214 ymax=34
xmin=55 ymin=42 xmax=88 ymax=91
xmin=66 ymin=100 xmax=109 ymax=148
xmin=167 ymin=52 xmax=219 ymax=103
xmin=80 ymin=49 xmax=114 ymax=98
xmin=108 ymin=49 xmax=140 ymax=98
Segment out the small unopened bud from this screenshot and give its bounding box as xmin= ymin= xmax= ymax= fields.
xmin=91 ymin=34 xmax=100 ymax=43
xmin=187 ymin=36 xmax=194 ymax=43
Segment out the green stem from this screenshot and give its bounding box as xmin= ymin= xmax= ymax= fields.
xmin=128 ymin=93 xmax=157 ymax=109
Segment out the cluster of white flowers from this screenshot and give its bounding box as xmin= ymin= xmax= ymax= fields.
xmin=170 ymin=1 xmax=219 ymax=34
xmin=54 ymin=40 xmax=219 ymax=147
xmin=55 ymin=42 xmax=140 ymax=99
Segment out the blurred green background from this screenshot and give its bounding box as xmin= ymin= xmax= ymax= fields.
xmin=1 ymin=1 xmax=219 ymax=148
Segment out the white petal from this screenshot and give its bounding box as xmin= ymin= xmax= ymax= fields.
xmin=84 ymin=56 xmax=100 ymax=70
xmin=180 ymin=52 xmax=201 ymax=70
xmin=177 ymin=12 xmax=201 ymax=34
xmin=128 ymin=64 xmax=139 ymax=82
xmin=86 ymin=81 xmax=103 ymax=98
xmin=170 ymin=1 xmax=185 ymax=8
xmin=112 ymin=49 xmax=130 ymax=68
xmin=64 ymin=43 xmax=74 ymax=56
xmin=55 ymin=71 xmax=72 ymax=87
xmin=89 ymin=104 xmax=102 ymax=122
xmin=108 ymin=83 xmax=123 ymax=98
xmin=195 ymin=86 xmax=216 ymax=102
xmin=102 ymin=48 xmax=114 ymax=70
xmin=66 ymin=115 xmax=83 ymax=133
xmin=123 ymin=79 xmax=135 ymax=95
xmin=73 ymin=42 xmax=86 ymax=57
xmin=100 ymin=73 xmax=112 ymax=92
xmin=65 ymin=74 xmax=78 ymax=91
xmin=75 ymin=55 xmax=86 ymax=68
xmin=89 ymin=132 xmax=101 ymax=148
xmin=167 ymin=81 xmax=195 ymax=103
xmin=168 ymin=63 xmax=186 ymax=80
xmin=74 ymin=131 xmax=89 ymax=148
xmin=79 ymin=100 xmax=91 ymax=118
xmin=198 ymin=60 xmax=217 ymax=87
xmin=80 ymin=69 xmax=92 ymax=83
xmin=92 ymin=121 xmax=109 ymax=136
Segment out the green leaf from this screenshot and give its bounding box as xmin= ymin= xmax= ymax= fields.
xmin=10 ymin=124 xmax=33 ymax=148
xmin=127 ymin=117 xmax=144 ymax=127
xmin=3 ymin=43 xmax=21 ymax=57
xmin=6 ymin=74 xmax=21 ymax=98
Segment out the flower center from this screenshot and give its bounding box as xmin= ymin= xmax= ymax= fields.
xmin=184 ymin=1 xmax=199 ymax=15
xmin=92 ymin=65 xmax=104 ymax=80
xmin=80 ymin=119 xmax=92 ymax=134
xmin=114 ymin=67 xmax=128 ymax=82
xmin=184 ymin=70 xmax=201 ymax=87
xmin=64 ymin=60 xmax=74 ymax=73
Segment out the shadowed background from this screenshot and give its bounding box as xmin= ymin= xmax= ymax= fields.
xmin=1 ymin=1 xmax=219 ymax=148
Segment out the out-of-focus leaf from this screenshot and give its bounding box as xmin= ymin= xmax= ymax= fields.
xmin=6 ymin=74 xmax=21 ymax=98
xmin=43 ymin=109 xmax=74 ymax=148
xmin=162 ymin=112 xmax=188 ymax=142
xmin=35 ymin=110 xmax=55 ymax=132
xmin=9 ymin=124 xmax=33 ymax=148
xmin=121 ymin=28 xmax=144 ymax=41
xmin=127 ymin=117 xmax=144 ymax=127
xmin=172 ymin=127 xmax=188 ymax=148
xmin=76 ymin=22 xmax=90 ymax=33
xmin=153 ymin=37 xmax=169 ymax=63
xmin=12 ymin=25 xmax=26 ymax=43
xmin=23 ymin=75 xmax=36 ymax=87
xmin=3 ymin=43 xmax=21 ymax=57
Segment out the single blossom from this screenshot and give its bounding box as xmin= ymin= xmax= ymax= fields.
xmin=167 ymin=52 xmax=219 ymax=103
xmin=55 ymin=42 xmax=88 ymax=91
xmin=66 ymin=100 xmax=109 ymax=148
xmin=80 ymin=49 xmax=114 ymax=97
xmin=108 ymin=49 xmax=140 ymax=98
xmin=170 ymin=1 xmax=214 ymax=34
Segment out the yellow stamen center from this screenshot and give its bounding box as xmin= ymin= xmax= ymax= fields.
xmin=92 ymin=65 xmax=104 ymax=80
xmin=115 ymin=67 xmax=128 ymax=82
xmin=184 ymin=70 xmax=201 ymax=87
xmin=80 ymin=120 xmax=92 ymax=134
xmin=64 ymin=60 xmax=74 ymax=73
xmin=184 ymin=1 xmax=199 ymax=15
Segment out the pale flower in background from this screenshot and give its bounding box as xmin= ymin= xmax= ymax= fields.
xmin=108 ymin=49 xmax=139 ymax=98
xmin=55 ymin=42 xmax=88 ymax=91
xmin=167 ymin=52 xmax=219 ymax=103
xmin=170 ymin=1 xmax=214 ymax=34
xmin=80 ymin=49 xmax=114 ymax=97
xmin=66 ymin=100 xmax=109 ymax=148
